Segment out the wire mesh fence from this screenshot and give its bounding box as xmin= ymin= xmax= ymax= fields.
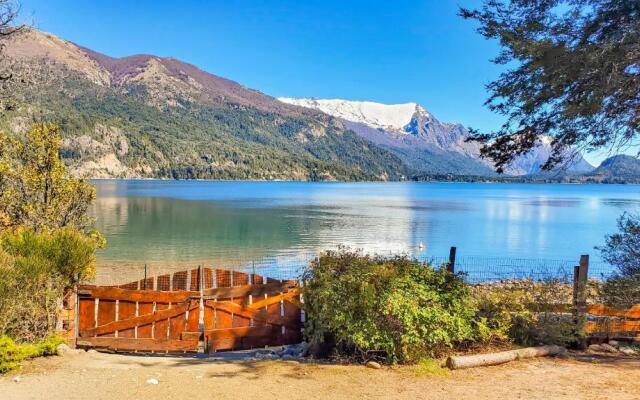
xmin=92 ymin=250 xmax=619 ymax=287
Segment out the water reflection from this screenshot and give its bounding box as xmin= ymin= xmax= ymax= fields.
xmin=92 ymin=181 xmax=640 ymax=271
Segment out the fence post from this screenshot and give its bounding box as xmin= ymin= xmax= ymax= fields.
xmin=573 ymin=254 xmax=589 ymax=349
xmin=448 ymin=246 xmax=457 ymax=273
xmin=143 ymin=263 xmax=147 ymax=290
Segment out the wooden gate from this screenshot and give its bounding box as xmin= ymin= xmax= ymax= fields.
xmin=75 ymin=267 xmax=302 ymax=353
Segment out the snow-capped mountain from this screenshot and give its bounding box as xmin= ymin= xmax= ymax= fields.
xmin=279 ymin=98 xmax=429 ymax=132
xmin=279 ymin=97 xmax=594 ymax=176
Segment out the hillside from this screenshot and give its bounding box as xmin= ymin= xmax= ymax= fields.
xmin=0 ymin=30 xmax=406 ymax=181
xmin=586 ymin=155 xmax=640 ymax=183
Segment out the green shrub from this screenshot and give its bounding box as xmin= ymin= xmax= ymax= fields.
xmin=0 ymin=227 xmax=103 ymax=341
xmin=0 ymin=335 xmax=65 ymax=374
xmin=302 ymin=249 xmax=482 ymax=363
xmin=0 ymin=336 xmax=29 ymax=373
xmin=473 ymin=280 xmax=576 ymax=347
xmin=597 ymin=213 xmax=640 ymax=307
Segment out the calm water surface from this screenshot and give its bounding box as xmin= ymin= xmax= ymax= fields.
xmin=92 ymin=181 xmax=640 ymax=270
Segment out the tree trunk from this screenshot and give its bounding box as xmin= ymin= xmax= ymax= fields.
xmin=446 ymin=345 xmax=566 ymax=370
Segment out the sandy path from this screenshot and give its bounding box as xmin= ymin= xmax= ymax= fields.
xmin=1 ymin=351 xmax=639 ymax=400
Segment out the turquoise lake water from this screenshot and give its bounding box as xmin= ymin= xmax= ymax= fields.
xmin=92 ymin=180 xmax=640 ymax=275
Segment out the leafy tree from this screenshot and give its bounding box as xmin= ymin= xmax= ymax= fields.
xmin=460 ymin=1 xmax=640 ymax=172
xmin=0 ymin=227 xmax=103 ymax=341
xmin=0 ymin=0 xmax=24 ymax=110
xmin=599 ymin=213 xmax=640 ymax=277
xmin=597 ymin=213 xmax=640 ymax=307
xmin=0 ymin=123 xmax=97 ymax=232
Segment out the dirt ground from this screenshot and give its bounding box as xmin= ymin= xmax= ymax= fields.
xmin=1 ymin=350 xmax=639 ymax=400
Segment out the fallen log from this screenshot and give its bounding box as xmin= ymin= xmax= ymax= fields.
xmin=446 ymin=345 xmax=566 ymax=370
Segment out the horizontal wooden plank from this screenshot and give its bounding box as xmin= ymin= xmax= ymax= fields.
xmin=205 ymin=325 xmax=277 ymax=351
xmin=248 ymin=290 xmax=300 ymax=310
xmin=586 ymin=320 xmax=640 ymax=334
xmin=588 ymin=304 xmax=640 ymax=318
xmin=204 ymin=300 xmax=300 ymax=329
xmin=287 ymin=297 xmax=302 ymax=309
xmin=76 ymin=336 xmax=199 ymax=352
xmin=80 ymin=301 xmax=198 ymax=337
xmin=204 ymin=325 xmax=276 ymax=337
xmin=202 ymin=280 xmax=298 ymax=299
xmin=78 ymin=285 xmax=199 ymax=303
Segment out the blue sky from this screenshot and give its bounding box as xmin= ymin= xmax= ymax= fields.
xmin=17 ymin=0 xmax=612 ymax=165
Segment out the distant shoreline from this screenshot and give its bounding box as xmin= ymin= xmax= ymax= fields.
xmin=87 ymin=177 xmax=640 ymax=185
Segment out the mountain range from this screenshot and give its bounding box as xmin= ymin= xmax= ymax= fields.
xmin=1 ymin=29 xmax=635 ymax=182
xmin=1 ymin=29 xmax=405 ymax=181
xmin=278 ymin=98 xmax=595 ymax=177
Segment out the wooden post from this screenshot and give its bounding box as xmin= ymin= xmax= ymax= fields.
xmin=448 ymin=246 xmax=457 ymax=273
xmin=573 ymin=254 xmax=589 ymax=349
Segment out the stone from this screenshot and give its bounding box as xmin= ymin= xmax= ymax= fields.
xmin=600 ymin=343 xmax=619 ymax=353
xmin=146 ymin=378 xmax=159 ymax=385
xmin=620 ymin=347 xmax=637 ymax=356
xmin=608 ymin=340 xmax=620 ymax=348
xmin=281 ymin=354 xmax=298 ymax=361
xmin=588 ymin=344 xmax=604 ymax=352
xmin=280 ymin=342 xmax=310 ymax=358
xmin=365 ymin=361 xmax=382 ymax=370
xmin=255 ymin=352 xmax=279 ymax=360
xmin=56 ymin=343 xmax=73 ymax=356
xmin=12 ymin=376 xmax=21 ymax=383
xmin=87 ymin=349 xmax=97 ymax=354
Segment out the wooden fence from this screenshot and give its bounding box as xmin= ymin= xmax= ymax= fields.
xmin=447 ymin=250 xmax=640 ymax=342
xmin=63 ymin=251 xmax=638 ymax=353
xmin=585 ymin=304 xmax=640 ymax=339
xmin=74 ymin=267 xmax=302 ymax=353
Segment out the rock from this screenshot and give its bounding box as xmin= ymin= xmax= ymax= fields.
xmin=56 ymin=343 xmax=74 ymax=356
xmin=281 ymin=354 xmax=298 ymax=361
xmin=620 ymin=347 xmax=637 ymax=356
xmin=255 ymin=352 xmax=279 ymax=360
xmin=365 ymin=361 xmax=382 ymax=370
xmin=608 ymin=340 xmax=620 ymax=348
xmin=588 ymin=344 xmax=604 ymax=352
xmin=146 ymin=378 xmax=159 ymax=385
xmin=279 ymin=343 xmax=310 ymax=358
xmin=12 ymin=376 xmax=21 ymax=383
xmin=87 ymin=349 xmax=97 ymax=354
xmin=296 ymin=342 xmax=310 ymax=357
xmin=600 ymin=343 xmax=619 ymax=353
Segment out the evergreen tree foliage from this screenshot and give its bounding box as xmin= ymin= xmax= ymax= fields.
xmin=461 ymin=0 xmax=640 ymax=172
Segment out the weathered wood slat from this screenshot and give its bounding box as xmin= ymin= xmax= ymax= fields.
xmin=137 ymin=302 xmax=153 ymax=338
xmin=586 ymin=320 xmax=640 ymax=334
xmin=78 ymin=298 xmax=95 ymax=332
xmin=202 ymin=280 xmax=297 ymax=299
xmin=80 ymin=302 xmax=197 ymax=337
xmin=287 ymin=296 xmax=302 ymax=309
xmin=118 ymin=300 xmax=136 ymax=338
xmin=217 ymin=269 xmax=231 ymax=288
xmin=98 ymin=300 xmax=116 ymax=337
xmin=76 ymin=336 xmax=199 ymax=352
xmin=78 ymin=286 xmax=199 ymax=302
xmin=248 ymin=289 xmax=300 ymax=310
xmin=154 ymin=302 xmax=170 ymax=340
xmin=205 ymin=325 xmax=276 ymax=351
xmin=204 ymin=300 xmax=298 ymax=329
xmin=588 ymin=304 xmax=640 ymax=319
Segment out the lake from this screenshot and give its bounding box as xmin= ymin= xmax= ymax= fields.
xmin=92 ymin=180 xmax=640 ymax=282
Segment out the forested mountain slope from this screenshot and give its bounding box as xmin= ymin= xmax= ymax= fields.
xmin=1 ymin=29 xmax=406 ymax=181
